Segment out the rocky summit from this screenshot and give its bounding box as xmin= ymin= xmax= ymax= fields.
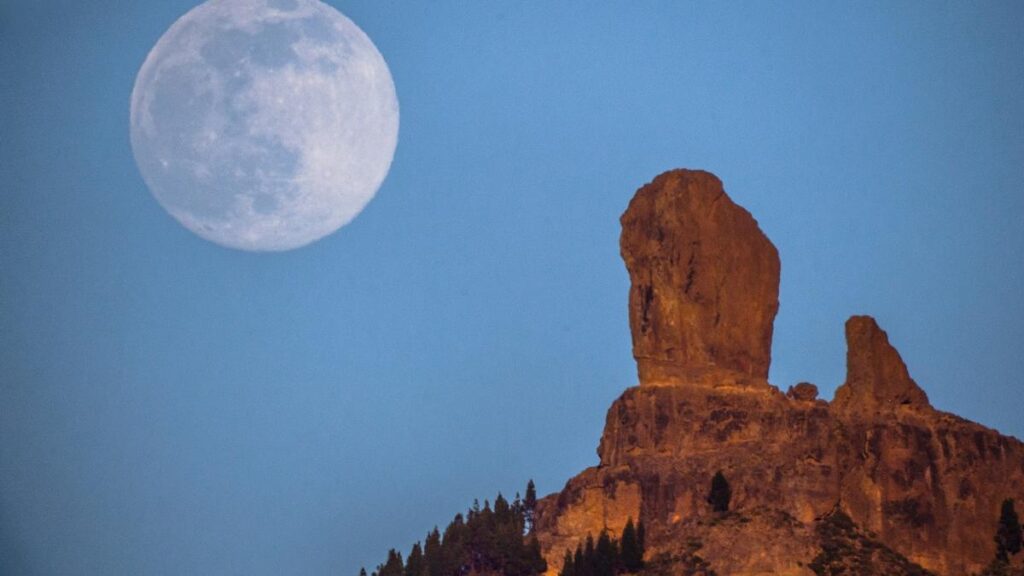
xmin=534 ymin=169 xmax=1024 ymax=575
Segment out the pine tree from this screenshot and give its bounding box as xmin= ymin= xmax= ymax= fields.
xmin=620 ymin=518 xmax=644 ymax=573
xmin=527 ymin=535 xmax=547 ymax=575
xmin=379 ymin=549 xmax=404 ymax=576
xmin=560 ymin=549 xmax=575 ymax=576
xmin=493 ymin=494 xmax=518 ymax=572
xmin=573 ymin=543 xmax=585 ymax=576
xmin=512 ymin=493 xmax=527 ymax=537
xmin=707 ymin=470 xmax=732 ymax=513
xmin=524 ymin=480 xmax=538 ymax=533
xmin=368 ymin=482 xmax=553 ymax=576
xmin=442 ymin=514 xmax=465 ymax=554
xmin=594 ymin=531 xmax=617 ymax=576
xmin=405 ymin=542 xmax=425 ymax=576
xmin=359 ymin=568 xmax=368 ymax=576
xmin=424 ymin=528 xmax=443 ymax=576
xmin=495 ymin=493 xmax=511 ymax=524
xmin=476 ymin=500 xmax=496 ymax=569
xmin=996 ymin=498 xmax=1022 ymax=561
xmin=583 ymin=535 xmax=596 ymax=576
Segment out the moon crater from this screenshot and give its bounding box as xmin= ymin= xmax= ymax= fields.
xmin=131 ymin=0 xmax=398 ymax=251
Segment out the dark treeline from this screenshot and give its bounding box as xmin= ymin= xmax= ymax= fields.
xmin=364 ymin=480 xmax=547 ymax=576
xmin=558 ymin=518 xmax=645 ymax=576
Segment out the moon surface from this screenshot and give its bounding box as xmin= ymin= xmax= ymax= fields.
xmin=130 ymin=0 xmax=398 ymax=251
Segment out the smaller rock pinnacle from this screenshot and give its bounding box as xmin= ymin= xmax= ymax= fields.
xmin=833 ymin=315 xmax=930 ymax=414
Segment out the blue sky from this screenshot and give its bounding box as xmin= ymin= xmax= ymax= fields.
xmin=2 ymin=1 xmax=1022 ymax=574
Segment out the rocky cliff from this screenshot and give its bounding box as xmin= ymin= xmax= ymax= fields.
xmin=534 ymin=169 xmax=1024 ymax=575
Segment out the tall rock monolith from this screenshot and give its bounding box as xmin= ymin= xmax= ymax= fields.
xmin=620 ymin=169 xmax=780 ymax=386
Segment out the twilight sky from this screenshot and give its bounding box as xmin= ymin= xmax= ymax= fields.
xmin=2 ymin=2 xmax=1023 ymax=574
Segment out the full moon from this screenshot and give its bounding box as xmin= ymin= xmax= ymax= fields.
xmin=130 ymin=0 xmax=398 ymax=251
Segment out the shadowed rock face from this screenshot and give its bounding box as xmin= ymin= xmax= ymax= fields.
xmin=620 ymin=170 xmax=780 ymax=386
xmin=534 ymin=169 xmax=1024 ymax=576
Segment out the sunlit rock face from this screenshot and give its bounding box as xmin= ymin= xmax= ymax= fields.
xmin=534 ymin=169 xmax=1024 ymax=576
xmin=833 ymin=315 xmax=931 ymax=415
xmin=620 ymin=170 xmax=780 ymax=387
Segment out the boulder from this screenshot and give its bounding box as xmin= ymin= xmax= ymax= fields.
xmin=787 ymin=382 xmax=820 ymax=402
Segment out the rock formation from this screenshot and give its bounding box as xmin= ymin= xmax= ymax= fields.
xmin=533 ymin=169 xmax=1024 ymax=575
xmin=833 ymin=315 xmax=931 ymax=415
xmin=787 ymin=382 xmax=820 ymax=402
xmin=620 ymin=170 xmax=780 ymax=387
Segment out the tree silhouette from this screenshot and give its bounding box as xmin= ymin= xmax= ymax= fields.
xmin=524 ymin=535 xmax=547 ymax=576
xmin=707 ymin=470 xmax=732 ymax=513
xmin=619 ymin=518 xmax=644 ymax=573
xmin=573 ymin=543 xmax=585 ymax=576
xmin=584 ymin=535 xmax=596 ymax=576
xmin=379 ymin=549 xmax=403 ymax=576
xmin=594 ymin=531 xmax=617 ymax=576
xmin=405 ymin=542 xmax=424 ymax=576
xmin=559 ymin=521 xmax=646 ymax=576
xmin=368 ymin=485 xmax=549 ymax=576
xmin=524 ymin=479 xmax=538 ymax=533
xmin=559 ymin=549 xmax=575 ymax=576
xmin=423 ymin=528 xmax=443 ymax=576
xmin=996 ymin=498 xmax=1022 ymax=562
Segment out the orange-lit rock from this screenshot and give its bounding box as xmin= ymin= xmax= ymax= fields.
xmin=620 ymin=169 xmax=780 ymax=386
xmin=833 ymin=315 xmax=931 ymax=415
xmin=533 ymin=169 xmax=1024 ymax=576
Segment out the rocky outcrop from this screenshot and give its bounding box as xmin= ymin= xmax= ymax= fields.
xmin=833 ymin=315 xmax=931 ymax=415
xmin=620 ymin=170 xmax=780 ymax=387
xmin=787 ymin=382 xmax=820 ymax=402
xmin=534 ymin=169 xmax=1024 ymax=576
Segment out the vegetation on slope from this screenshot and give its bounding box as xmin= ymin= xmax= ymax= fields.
xmin=809 ymin=509 xmax=933 ymax=576
xmin=557 ymin=517 xmax=646 ymax=576
xmin=363 ymin=481 xmax=546 ymax=576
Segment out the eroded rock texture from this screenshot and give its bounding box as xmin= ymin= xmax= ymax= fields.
xmin=534 ymin=169 xmax=1024 ymax=576
xmin=620 ymin=170 xmax=780 ymax=386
